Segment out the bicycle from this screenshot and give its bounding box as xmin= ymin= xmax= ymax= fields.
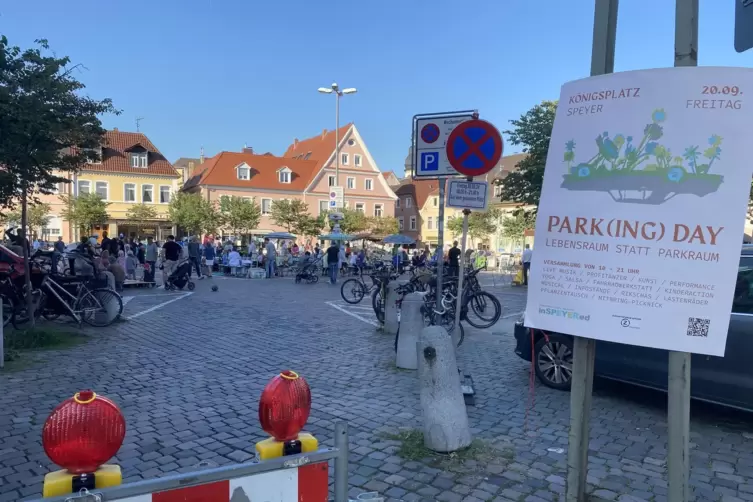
xmin=340 ymin=264 xmax=390 ymax=304
xmin=39 ymin=273 xmax=123 ymax=327
xmin=421 ymin=284 xmax=465 ymax=347
xmin=0 ymin=265 xmax=44 ymax=328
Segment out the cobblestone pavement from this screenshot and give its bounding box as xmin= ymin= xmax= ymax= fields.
xmin=2 ymin=275 xmax=753 ymax=501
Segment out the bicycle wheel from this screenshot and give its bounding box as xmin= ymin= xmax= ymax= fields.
xmin=78 ymin=288 xmax=123 ymax=327
xmin=372 ymin=288 xmax=385 ymax=324
xmin=1 ymin=294 xmax=14 ymax=327
xmin=464 ymin=291 xmax=501 ymax=329
xmin=341 ymin=279 xmax=366 ymax=304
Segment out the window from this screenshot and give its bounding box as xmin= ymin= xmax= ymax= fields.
xmin=365 ymin=179 xmax=373 ymax=191
xmin=494 ymin=184 xmax=503 ymax=197
xmin=428 ymin=217 xmax=434 ymax=230
xmin=142 ymin=184 xmax=154 ymax=203
xmin=374 ymin=204 xmax=383 ymax=217
xmin=124 ymin=183 xmax=136 ymax=202
xmin=261 ymin=199 xmax=272 ymax=215
xmin=347 ymin=177 xmax=355 ymax=189
xmin=95 ymin=181 xmax=108 ymax=200
xmin=395 ymin=199 xmax=400 ymax=208
xmin=238 ymin=165 xmax=250 ymax=180
xmin=242 ymin=196 xmax=252 ymax=202
xmin=410 ymin=216 xmax=417 ymax=230
xmin=279 ymin=170 xmax=291 ymax=183
xmin=304 ymin=152 xmax=312 ymax=160
xmin=46 ymin=228 xmax=61 ymax=235
xmin=406 ymin=198 xmax=412 ymax=208
xmin=355 ymin=203 xmax=365 ymax=213
xmin=77 ymin=180 xmax=91 ymax=195
xmin=398 ymin=217 xmax=404 ymax=230
xmin=328 ymin=175 xmax=336 ymax=187
xmin=433 ymin=197 xmax=438 ymax=207
xmin=319 ymin=200 xmax=329 ymax=215
xmin=733 ymin=257 xmax=753 ymax=314
xmin=131 ymin=152 xmax=147 ymax=168
xmin=344 ymin=201 xmax=349 ymax=209
xmin=159 ymin=186 xmax=171 ymax=204
xmin=341 ymin=153 xmax=349 ymax=165
xmin=354 ymin=154 xmax=362 ymax=167
xmin=347 ymin=139 xmax=355 ymax=146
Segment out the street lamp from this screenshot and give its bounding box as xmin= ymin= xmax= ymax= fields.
xmin=318 ymin=82 xmax=357 ymax=190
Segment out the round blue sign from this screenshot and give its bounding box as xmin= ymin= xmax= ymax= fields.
xmin=421 ymin=123 xmax=440 ymax=144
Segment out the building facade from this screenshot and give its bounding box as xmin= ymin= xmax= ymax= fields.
xmin=39 ymin=130 xmax=180 ymax=243
xmin=182 ymin=123 xmax=397 ymax=236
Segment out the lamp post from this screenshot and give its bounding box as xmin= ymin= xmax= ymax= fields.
xmin=318 ymin=83 xmax=357 ymax=190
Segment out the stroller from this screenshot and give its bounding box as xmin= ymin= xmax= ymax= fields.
xmin=165 ymin=258 xmax=196 ymax=291
xmin=295 ymin=257 xmax=320 ymax=284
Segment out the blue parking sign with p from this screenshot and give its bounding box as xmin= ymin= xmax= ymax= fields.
xmin=421 ymin=152 xmax=438 ymax=172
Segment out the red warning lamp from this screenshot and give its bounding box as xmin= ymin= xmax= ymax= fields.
xmin=258 ymin=370 xmax=311 ymax=441
xmin=42 ymin=390 xmax=126 ymax=474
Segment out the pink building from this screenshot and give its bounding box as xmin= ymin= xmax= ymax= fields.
xmin=182 ymin=123 xmax=397 ymax=234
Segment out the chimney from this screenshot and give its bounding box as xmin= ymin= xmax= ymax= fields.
xmin=113 ymin=127 xmax=118 ymax=132
xmin=321 ymin=129 xmax=328 ymax=139
xmin=242 ymin=145 xmax=254 ymax=154
xmin=200 ymin=146 xmax=205 ymax=164
xmin=294 ymin=138 xmax=299 ymax=150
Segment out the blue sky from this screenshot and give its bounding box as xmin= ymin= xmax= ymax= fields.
xmin=2 ymin=1 xmax=751 ymax=175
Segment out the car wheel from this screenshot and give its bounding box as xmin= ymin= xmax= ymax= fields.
xmin=534 ymin=334 xmax=573 ymax=391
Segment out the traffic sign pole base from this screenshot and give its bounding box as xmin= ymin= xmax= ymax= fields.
xmin=43 ymin=464 xmax=122 ymax=498
xmin=255 ymin=432 xmax=318 ymax=460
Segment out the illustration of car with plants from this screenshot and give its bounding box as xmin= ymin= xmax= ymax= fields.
xmin=560 ymin=108 xmax=723 ymax=204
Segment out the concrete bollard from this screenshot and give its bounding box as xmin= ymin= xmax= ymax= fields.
xmin=384 ymin=279 xmax=407 ymax=335
xmin=417 ymin=326 xmax=472 ymax=452
xmin=396 ymin=292 xmax=425 ymax=370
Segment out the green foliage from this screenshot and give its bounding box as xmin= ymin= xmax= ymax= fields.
xmin=219 ymin=196 xmax=261 ymax=236
xmin=125 ymin=203 xmax=158 ymax=234
xmin=168 ymin=192 xmax=219 ymax=235
xmin=294 ymin=215 xmax=326 ymax=238
xmin=269 ymin=199 xmax=310 ymax=232
xmin=328 ymin=208 xmax=370 ymax=234
xmin=447 ymin=208 xmax=502 ymax=242
xmin=4 ymin=203 xmax=51 ymax=237
xmin=0 ymin=36 xmax=117 ymax=208
xmin=501 ymin=209 xmax=536 ymax=245
xmin=369 ymin=216 xmax=399 ymax=236
xmin=497 ymin=100 xmax=557 ymax=206
xmin=58 ymin=193 xmax=110 ymax=234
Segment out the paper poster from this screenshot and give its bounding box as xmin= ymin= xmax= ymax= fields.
xmin=525 ymin=67 xmax=753 ymax=356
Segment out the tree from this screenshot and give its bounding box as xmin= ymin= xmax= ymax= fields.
xmin=329 ymin=208 xmax=370 ymax=234
xmin=0 ymin=36 xmax=117 ymax=324
xmin=5 ymin=203 xmax=51 ymax=238
xmin=270 ymin=199 xmax=309 ymax=232
xmin=220 ymin=196 xmax=261 ymax=237
xmin=295 ymin=215 xmax=326 ymax=238
xmin=501 ymin=209 xmax=536 ymax=248
xmin=448 ymin=208 xmax=502 ymax=243
xmin=369 ymin=216 xmax=398 ymax=236
xmin=59 ymin=193 xmax=110 ymax=238
xmin=497 ymin=100 xmax=557 ymax=207
xmin=125 ymin=203 xmax=158 ymax=236
xmin=168 ymin=192 xmax=216 ymax=236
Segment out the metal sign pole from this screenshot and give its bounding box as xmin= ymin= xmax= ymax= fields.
xmin=454 ymin=178 xmax=473 ymax=332
xmin=566 ymin=1 xmax=618 ymax=501
xmin=436 ymin=178 xmax=447 ymax=308
xmin=668 ymin=1 xmax=698 ymax=501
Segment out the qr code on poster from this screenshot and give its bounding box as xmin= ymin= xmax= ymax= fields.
xmin=686 ymin=317 xmax=710 ymax=337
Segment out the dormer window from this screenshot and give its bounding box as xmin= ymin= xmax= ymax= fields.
xmin=278 ymin=166 xmax=292 ymax=184
xmin=130 ymin=152 xmax=148 ymax=168
xmin=237 ymin=163 xmax=250 ymax=180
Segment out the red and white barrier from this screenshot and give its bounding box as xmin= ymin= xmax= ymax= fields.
xmin=116 ymin=462 xmax=328 ymax=502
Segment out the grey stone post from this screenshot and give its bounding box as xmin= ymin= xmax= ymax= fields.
xmin=396 ymin=292 xmax=425 ymax=370
xmin=417 ymin=326 xmax=471 ymax=452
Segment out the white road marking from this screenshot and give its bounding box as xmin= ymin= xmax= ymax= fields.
xmin=502 ymin=310 xmax=525 ymax=319
xmin=121 ymin=296 xmax=135 ymax=306
xmin=126 ymin=292 xmax=193 ymax=320
xmin=326 ymin=301 xmax=380 ymax=327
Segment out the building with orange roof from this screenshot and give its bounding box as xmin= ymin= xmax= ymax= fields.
xmin=38 ymin=129 xmax=181 ymax=242
xmin=182 ymin=124 xmax=397 ymax=236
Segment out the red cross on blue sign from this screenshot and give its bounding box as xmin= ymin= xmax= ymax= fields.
xmin=446 ymin=119 xmax=503 ymax=176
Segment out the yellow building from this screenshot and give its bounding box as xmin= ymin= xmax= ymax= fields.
xmin=41 ymin=129 xmax=180 ymax=243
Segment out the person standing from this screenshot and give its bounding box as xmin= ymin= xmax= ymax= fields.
xmin=264 ymin=237 xmax=276 ymax=278
xmin=101 ymin=231 xmax=111 ymax=255
xmin=53 ymin=236 xmax=66 ymax=274
xmin=203 ymin=240 xmax=216 ymax=278
xmin=521 ymin=244 xmax=533 ymax=286
xmin=161 ymin=235 xmax=182 ymax=287
xmin=187 ymin=237 xmax=203 ymax=279
xmin=144 ymin=237 xmax=159 ymax=283
xmin=326 ymin=241 xmax=340 ymax=285
xmin=448 ymin=241 xmax=461 ymax=277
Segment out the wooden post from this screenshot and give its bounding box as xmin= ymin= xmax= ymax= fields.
xmin=565 ymin=1 xmax=618 ymax=501
xmin=668 ymin=2 xmax=697 ymax=501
